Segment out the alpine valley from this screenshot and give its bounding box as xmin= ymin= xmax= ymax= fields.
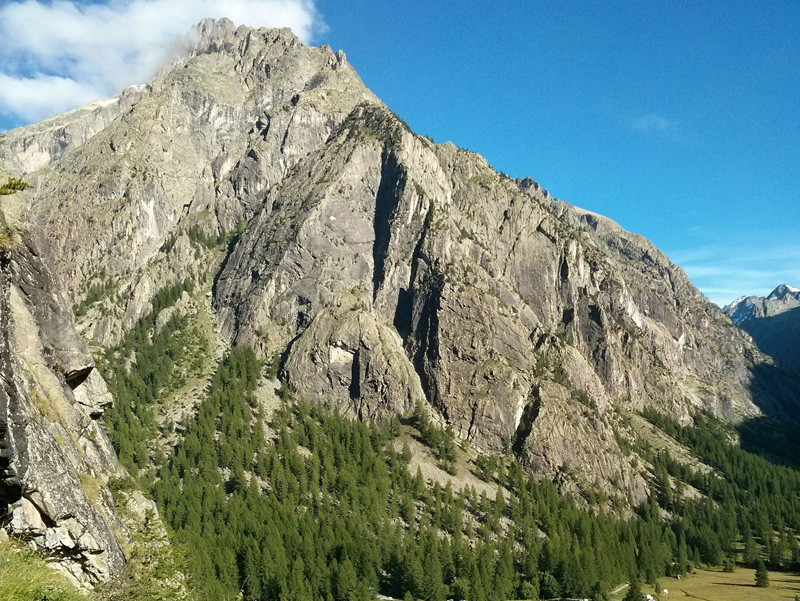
xmin=1 ymin=19 xmax=799 ymax=601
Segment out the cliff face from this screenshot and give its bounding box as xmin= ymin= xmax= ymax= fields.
xmin=214 ymin=105 xmax=790 ymax=501
xmin=1 ymin=18 xmax=798 ymax=521
xmin=0 ymin=223 xmax=126 ymax=585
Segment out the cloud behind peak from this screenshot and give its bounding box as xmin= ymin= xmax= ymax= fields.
xmin=0 ymin=0 xmax=321 ymax=127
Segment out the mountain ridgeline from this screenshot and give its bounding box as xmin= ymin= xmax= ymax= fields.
xmin=1 ymin=18 xmax=800 ymax=600
xmin=724 ymin=284 xmax=800 ymax=375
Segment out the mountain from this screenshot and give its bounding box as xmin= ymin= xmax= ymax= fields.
xmin=2 ymin=19 xmax=800 ymax=592
xmin=724 ymin=284 xmax=800 ymax=374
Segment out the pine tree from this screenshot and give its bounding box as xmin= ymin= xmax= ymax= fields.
xmin=590 ymin=580 xmax=609 ymax=601
xmin=755 ymin=559 xmax=770 ymax=588
xmin=540 ymin=572 xmax=560 ymax=600
xmin=722 ymin=556 xmax=735 ymax=572
xmin=623 ymin=579 xmax=642 ymax=601
xmin=744 ymin=532 xmax=758 ymax=567
xmin=677 ymin=533 xmax=689 ymax=576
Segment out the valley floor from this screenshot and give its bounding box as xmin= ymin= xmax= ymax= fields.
xmin=620 ymin=568 xmax=800 ymax=601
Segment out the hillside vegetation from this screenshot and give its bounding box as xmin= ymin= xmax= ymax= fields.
xmin=95 ymin=282 xmax=800 ymax=601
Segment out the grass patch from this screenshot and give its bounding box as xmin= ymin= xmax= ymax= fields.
xmin=79 ymin=474 xmax=103 ymax=509
xmin=618 ymin=568 xmax=800 ymax=601
xmin=30 ymin=388 xmax=59 ymax=422
xmin=0 ymin=538 xmax=87 ymax=601
xmin=0 ymin=224 xmax=19 ymax=255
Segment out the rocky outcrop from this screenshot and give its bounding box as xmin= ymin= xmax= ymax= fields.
xmin=283 ymin=291 xmax=428 ymax=421
xmin=724 ymin=285 xmax=800 ymax=375
xmin=0 ymin=237 xmax=22 ymax=509
xmin=0 ymin=225 xmax=126 ymax=585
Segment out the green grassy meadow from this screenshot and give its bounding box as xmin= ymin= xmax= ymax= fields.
xmin=610 ymin=568 xmax=800 ymax=601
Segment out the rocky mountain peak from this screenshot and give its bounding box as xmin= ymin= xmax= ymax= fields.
xmin=188 ymin=17 xmax=300 ymax=59
xmin=724 ymin=284 xmax=800 ymax=324
xmin=767 ymin=283 xmax=800 ymax=301
xmin=193 ymin=16 xmax=240 ymax=41
xmin=723 ymin=284 xmax=800 ymax=376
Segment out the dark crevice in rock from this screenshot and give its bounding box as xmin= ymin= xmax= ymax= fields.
xmin=588 ymin=304 xmax=603 ymax=328
xmin=466 ymin=402 xmax=481 ymax=441
xmin=275 ymin=342 xmax=292 ymax=381
xmin=65 ymin=366 xmax=93 ymax=390
xmin=393 ymin=205 xmax=432 ymax=340
xmin=349 ymin=348 xmax=361 ymax=400
xmin=536 ymin=220 xmax=557 ymax=244
xmin=26 ymin=495 xmax=58 ymax=528
xmin=371 ymin=149 xmax=406 ymax=301
xmin=410 ymin=268 xmax=445 ymax=411
xmin=579 ymin=300 xmax=608 ymax=374
xmin=279 ymin=329 xmax=308 ymax=390
xmin=502 ymin=227 xmax=527 ymax=277
xmin=279 ymin=121 xmax=291 ymax=154
xmin=255 ymin=114 xmax=271 ymax=140
xmin=512 ymin=388 xmax=541 ymax=456
xmin=295 ymin=296 xmax=311 ymax=333
xmin=559 ymin=255 xmax=569 ymax=280
xmin=394 ymin=287 xmax=413 ymax=339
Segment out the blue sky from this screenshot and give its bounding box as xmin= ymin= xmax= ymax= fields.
xmin=2 ymin=1 xmax=799 ymax=305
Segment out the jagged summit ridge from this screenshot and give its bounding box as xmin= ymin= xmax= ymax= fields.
xmin=724 ymin=283 xmax=800 ymax=325
xmin=187 ymin=17 xmax=301 ymax=61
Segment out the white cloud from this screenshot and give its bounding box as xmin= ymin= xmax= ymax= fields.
xmin=632 ymin=113 xmax=679 ymax=134
xmin=630 ymin=113 xmax=701 ymax=147
xmin=0 ymin=73 xmax=107 ymax=121
xmin=0 ymin=0 xmax=321 ymax=126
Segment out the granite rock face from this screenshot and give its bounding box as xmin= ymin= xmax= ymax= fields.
xmin=214 ymin=103 xmax=795 ymax=502
xmin=0 ymin=226 xmax=126 ymax=585
xmin=2 ymin=19 xmax=799 ymax=516
xmin=8 ymin=18 xmax=376 ymax=346
xmin=724 ymin=285 xmax=800 ymax=375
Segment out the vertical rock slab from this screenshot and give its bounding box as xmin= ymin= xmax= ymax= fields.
xmin=0 ymin=229 xmax=126 ymax=585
